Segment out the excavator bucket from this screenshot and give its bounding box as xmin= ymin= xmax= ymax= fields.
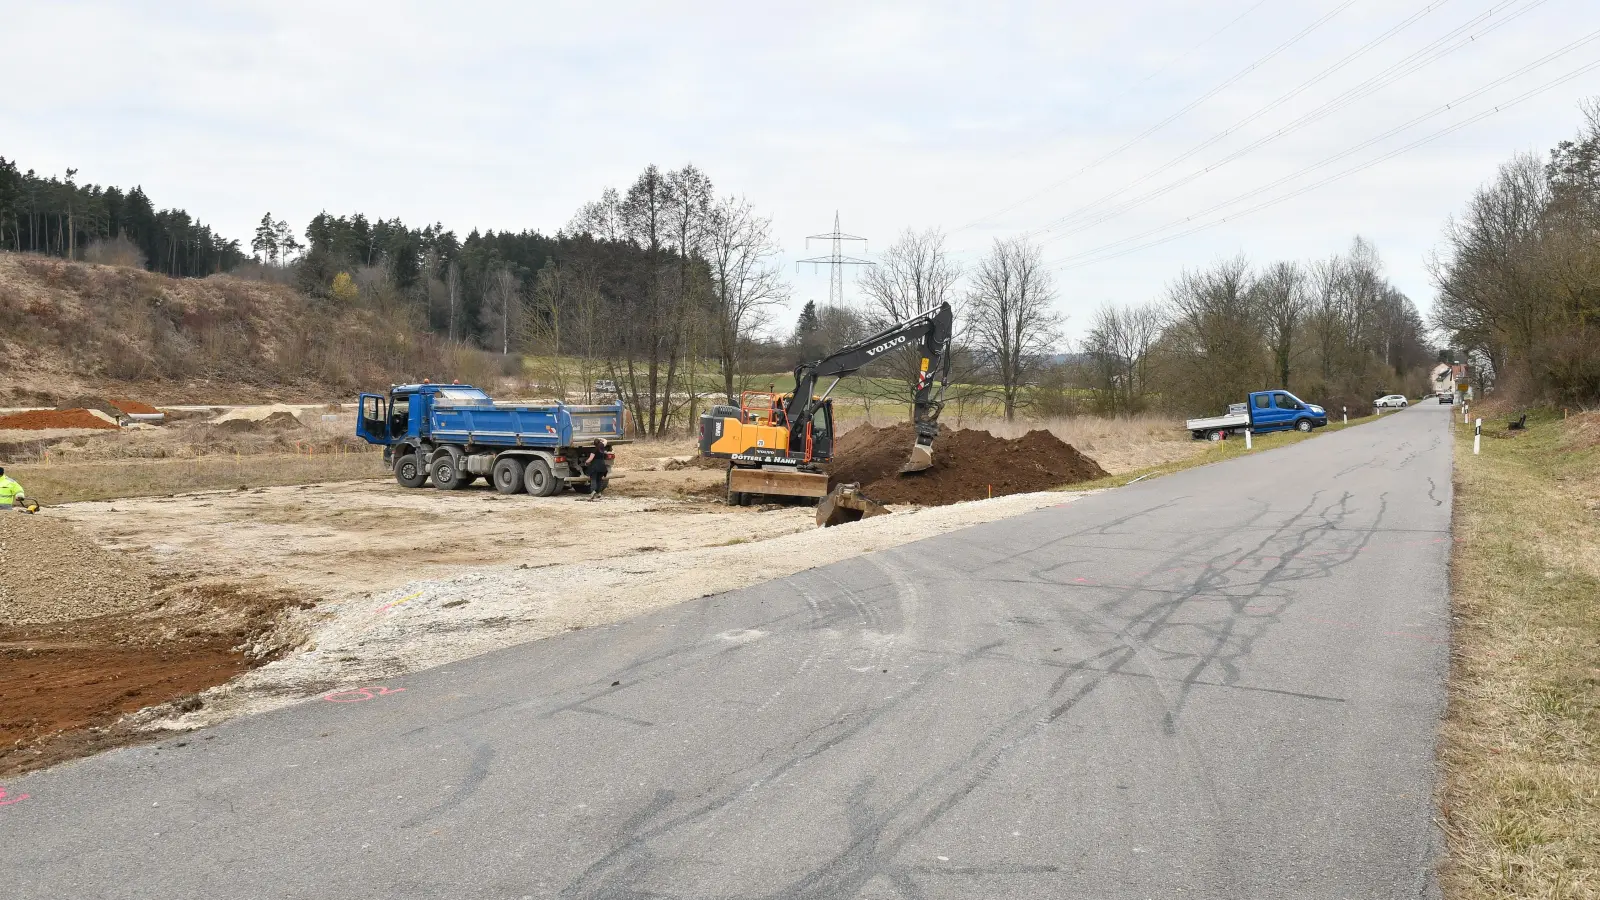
xmin=816 ymin=483 xmax=891 ymax=528
xmin=899 ymin=440 xmax=934 ymax=474
xmin=902 ymin=422 xmax=934 ymax=474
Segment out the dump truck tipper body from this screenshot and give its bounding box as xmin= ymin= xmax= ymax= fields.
xmin=355 ymin=383 xmax=625 ymax=495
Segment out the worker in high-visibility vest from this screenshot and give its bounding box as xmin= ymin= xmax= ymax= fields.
xmin=0 ymin=467 xmax=26 ymax=510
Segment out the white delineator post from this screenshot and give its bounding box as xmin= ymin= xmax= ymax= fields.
xmin=1245 ymin=427 xmax=1253 ymax=450
xmin=1463 ymin=403 xmax=1469 ymax=424
xmin=1474 ymin=418 xmax=1482 ymax=455
xmin=1343 ymin=406 xmax=1348 ymax=424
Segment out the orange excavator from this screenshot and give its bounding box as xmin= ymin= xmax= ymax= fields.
xmin=697 ymin=302 xmax=954 ymax=506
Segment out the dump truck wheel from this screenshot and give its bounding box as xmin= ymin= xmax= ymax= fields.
xmin=394 ymin=454 xmax=427 ymax=488
xmin=431 ymin=450 xmax=468 ymax=490
xmin=524 ymin=458 xmax=558 ymax=497
xmin=492 ymin=457 xmax=526 ymax=495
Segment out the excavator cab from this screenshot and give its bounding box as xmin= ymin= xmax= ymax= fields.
xmin=698 ymin=390 xmax=831 ymax=464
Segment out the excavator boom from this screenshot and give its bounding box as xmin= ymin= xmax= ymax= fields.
xmin=788 ymin=302 xmax=954 ymax=473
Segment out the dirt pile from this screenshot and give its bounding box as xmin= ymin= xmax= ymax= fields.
xmin=217 ymin=410 xmax=303 ymax=433
xmin=110 ymin=398 xmax=161 ymax=415
xmin=0 ymin=408 xmax=120 ymax=431
xmin=828 ymin=422 xmax=1108 ymax=505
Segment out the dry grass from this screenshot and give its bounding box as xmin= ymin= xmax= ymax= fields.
xmin=1052 ymin=412 xmax=1383 ymax=491
xmin=1441 ymin=408 xmax=1600 ymax=899
xmin=13 ymin=450 xmax=387 ymax=505
xmin=964 ymin=414 xmax=1202 ymax=474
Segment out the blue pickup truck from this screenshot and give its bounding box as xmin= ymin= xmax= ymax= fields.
xmin=1185 ymin=390 xmax=1329 ymax=441
xmin=356 ymin=383 xmax=626 ymax=495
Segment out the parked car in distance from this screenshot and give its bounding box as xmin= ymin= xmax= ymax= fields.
xmin=1375 ymin=394 xmax=1409 ymax=408
xmin=1439 ymin=392 xmax=1454 ymax=404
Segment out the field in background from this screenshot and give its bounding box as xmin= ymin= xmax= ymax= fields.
xmin=1441 ymin=408 xmax=1600 ymax=898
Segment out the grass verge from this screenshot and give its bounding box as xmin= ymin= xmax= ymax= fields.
xmin=1061 ymin=412 xmax=1382 ymax=491
xmin=1441 ymin=408 xmax=1600 ymax=898
xmin=13 ymin=450 xmax=387 ymax=504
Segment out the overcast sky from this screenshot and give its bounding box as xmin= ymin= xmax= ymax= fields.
xmin=6 ymin=0 xmax=1597 ymax=343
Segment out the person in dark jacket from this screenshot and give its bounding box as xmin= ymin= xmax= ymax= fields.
xmin=581 ymin=438 xmax=611 ymax=500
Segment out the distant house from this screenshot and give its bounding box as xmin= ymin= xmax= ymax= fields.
xmin=1432 ymin=363 xmax=1471 ymax=398
xmin=1431 ymin=364 xmax=1453 ymax=392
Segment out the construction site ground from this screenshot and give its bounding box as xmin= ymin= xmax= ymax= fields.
xmin=1 ymin=417 xmax=1197 ymax=775
xmin=1 ymin=401 xmax=1218 ymax=774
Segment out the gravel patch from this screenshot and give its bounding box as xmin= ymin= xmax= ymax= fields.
xmin=0 ymin=513 xmax=153 ymax=625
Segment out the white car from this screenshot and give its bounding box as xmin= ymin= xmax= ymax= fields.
xmin=1375 ymin=394 xmax=1409 ymax=408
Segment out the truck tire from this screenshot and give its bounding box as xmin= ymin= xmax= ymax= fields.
xmin=492 ymin=457 xmax=526 ymax=495
xmin=394 ymin=454 xmax=427 ymax=489
xmin=524 ymin=458 xmax=558 ymax=497
xmin=1207 ymin=429 xmax=1226 ymax=442
xmin=1296 ymin=418 xmax=1313 ymax=433
xmin=431 ymin=449 xmax=468 ymax=490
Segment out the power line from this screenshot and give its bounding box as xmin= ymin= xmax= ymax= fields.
xmin=954 ymin=0 xmax=1355 ymax=233
xmin=796 ymin=212 xmax=872 ymax=308
xmin=1033 ymin=0 xmax=1548 ymax=243
xmin=1049 ymin=54 xmax=1600 ymax=271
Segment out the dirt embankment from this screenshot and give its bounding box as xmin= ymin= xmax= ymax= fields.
xmin=828 ymin=422 xmax=1108 ymax=505
xmin=0 ymin=513 xmax=312 ymax=776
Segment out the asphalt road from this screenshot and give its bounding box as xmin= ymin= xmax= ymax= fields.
xmin=2 ymin=401 xmax=1455 ymax=899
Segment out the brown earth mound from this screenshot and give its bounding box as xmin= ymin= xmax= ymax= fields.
xmin=110 ymin=398 xmax=161 ymax=415
xmin=0 ymin=408 xmax=119 ymax=431
xmin=828 ymin=422 xmax=1107 ymax=506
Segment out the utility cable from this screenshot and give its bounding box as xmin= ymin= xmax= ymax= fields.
xmin=955 ymin=0 xmax=1356 ymax=233
xmin=1034 ymin=0 xmax=1546 ymax=241
xmin=1048 ymin=53 xmax=1600 ymax=271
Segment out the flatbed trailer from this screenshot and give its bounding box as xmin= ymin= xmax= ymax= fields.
xmin=1186 ymin=391 xmax=1328 ymax=441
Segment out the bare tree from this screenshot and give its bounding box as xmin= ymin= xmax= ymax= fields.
xmin=706 ymin=196 xmax=789 ymax=402
xmin=446 ymin=261 xmax=462 ymax=342
xmin=664 ymin=166 xmax=715 ymax=423
xmin=855 ymin=227 xmax=963 ymax=404
xmin=1083 ymin=301 xmax=1163 ymax=415
xmin=1164 ymin=255 xmax=1266 ymax=412
xmin=1253 ymin=261 xmax=1307 ymax=388
xmin=966 ymin=236 xmax=1064 ymax=419
xmin=480 ymin=266 xmax=521 ymax=356
xmin=566 ymin=188 xmax=625 ymax=242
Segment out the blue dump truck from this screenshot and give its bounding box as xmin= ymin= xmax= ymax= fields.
xmin=1184 ymin=389 xmax=1329 ymax=441
xmin=355 ymin=383 xmax=626 ymax=496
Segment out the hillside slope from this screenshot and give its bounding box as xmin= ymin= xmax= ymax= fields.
xmin=0 ymin=253 xmax=452 ymax=404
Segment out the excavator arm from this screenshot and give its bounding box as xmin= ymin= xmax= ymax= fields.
xmin=788 ymin=301 xmax=954 ymax=473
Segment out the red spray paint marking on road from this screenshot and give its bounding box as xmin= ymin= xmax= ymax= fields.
xmin=323 ymin=685 xmax=407 ymax=703
xmin=0 ymin=786 xmax=29 ymax=807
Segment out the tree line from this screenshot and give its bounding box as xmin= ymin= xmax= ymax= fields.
xmin=1078 ymin=237 xmax=1435 ymax=416
xmin=0 ymin=157 xmax=245 ymax=276
xmin=1431 ymin=100 xmax=1600 ymax=404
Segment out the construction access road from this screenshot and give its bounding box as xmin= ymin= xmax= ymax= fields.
xmin=0 ymin=402 xmax=1453 ymax=899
